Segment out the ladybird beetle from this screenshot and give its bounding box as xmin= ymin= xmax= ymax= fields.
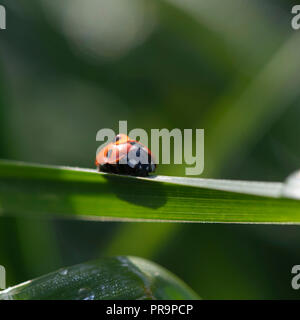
xmin=96 ymin=134 xmax=157 ymax=176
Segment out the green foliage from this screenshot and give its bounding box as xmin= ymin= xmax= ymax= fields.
xmin=1 ymin=160 xmax=300 ymax=224
xmin=0 ymin=0 xmax=300 ymax=299
xmin=0 ymin=256 xmax=199 ymax=300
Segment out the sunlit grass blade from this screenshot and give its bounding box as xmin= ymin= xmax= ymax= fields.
xmin=0 ymin=160 xmax=300 ymax=224
xmin=0 ymin=256 xmax=200 ymax=300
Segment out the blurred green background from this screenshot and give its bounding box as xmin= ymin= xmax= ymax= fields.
xmin=1 ymin=0 xmax=300 ymax=299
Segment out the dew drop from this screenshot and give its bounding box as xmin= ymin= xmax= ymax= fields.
xmin=77 ymin=287 xmax=95 ymax=300
xmin=84 ymin=293 xmax=95 ymax=300
xmin=59 ymin=269 xmax=68 ymax=276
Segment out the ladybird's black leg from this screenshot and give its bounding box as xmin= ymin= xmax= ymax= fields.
xmin=140 ymin=170 xmax=148 ymax=177
xmin=120 ymin=163 xmax=133 ymax=175
xmin=115 ymin=163 xmax=121 ymax=174
xmin=100 ymin=163 xmax=112 ymax=173
xmin=110 ymin=164 xmax=117 ymax=174
xmin=133 ymin=163 xmax=146 ymax=177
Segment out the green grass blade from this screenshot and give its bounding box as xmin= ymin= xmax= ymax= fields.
xmin=0 ymin=256 xmax=199 ymax=300
xmin=0 ymin=160 xmax=300 ymax=224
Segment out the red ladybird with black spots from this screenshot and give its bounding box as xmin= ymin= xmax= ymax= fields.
xmin=96 ymin=134 xmax=157 ymax=177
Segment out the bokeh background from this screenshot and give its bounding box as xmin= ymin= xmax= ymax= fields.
xmin=1 ymin=0 xmax=300 ymax=299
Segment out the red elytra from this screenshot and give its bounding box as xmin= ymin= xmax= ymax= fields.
xmin=96 ymin=134 xmax=156 ymax=176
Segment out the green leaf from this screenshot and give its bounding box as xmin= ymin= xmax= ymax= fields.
xmin=0 ymin=256 xmax=199 ymax=300
xmin=0 ymin=160 xmax=300 ymax=224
